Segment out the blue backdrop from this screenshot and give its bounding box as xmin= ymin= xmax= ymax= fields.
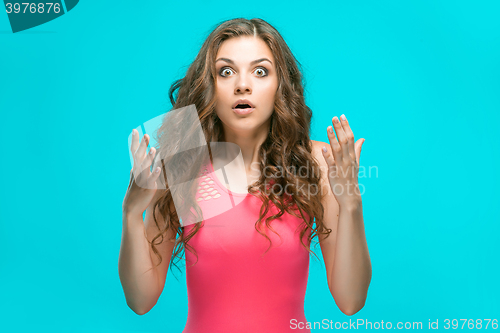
xmin=1 ymin=1 xmax=499 ymax=332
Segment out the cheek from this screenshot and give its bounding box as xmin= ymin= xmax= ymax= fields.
xmin=259 ymin=81 xmax=278 ymax=102
xmin=216 ymin=81 xmax=232 ymax=96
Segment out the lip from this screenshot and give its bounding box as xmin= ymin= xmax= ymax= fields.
xmin=232 ymin=107 xmax=255 ymax=115
xmin=232 ymin=99 xmax=255 ymax=109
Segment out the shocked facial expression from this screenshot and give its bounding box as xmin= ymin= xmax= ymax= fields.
xmin=214 ymin=36 xmax=278 ymax=135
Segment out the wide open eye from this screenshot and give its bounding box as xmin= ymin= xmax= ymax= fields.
xmin=219 ymin=66 xmax=269 ymax=77
xmin=254 ymin=67 xmax=268 ymax=77
xmin=219 ymin=67 xmax=235 ymax=77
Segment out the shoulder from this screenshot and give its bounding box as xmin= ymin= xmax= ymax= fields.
xmin=309 ymin=140 xmax=332 ymax=184
xmin=311 ymin=140 xmax=326 ymax=149
xmin=311 ymin=139 xmax=330 ymax=151
xmin=310 ymin=140 xmax=333 ymax=166
xmin=309 ymin=140 xmax=337 ymax=198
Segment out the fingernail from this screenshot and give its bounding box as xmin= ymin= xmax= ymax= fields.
xmin=149 ymin=148 xmax=154 ymax=155
xmin=333 ymin=117 xmax=339 ymax=124
xmin=341 ymin=114 xmax=347 ymax=121
xmin=132 ymin=129 xmax=135 ymax=136
xmin=328 ymin=126 xmax=334 ymax=134
xmin=322 ymin=146 xmax=327 ymax=153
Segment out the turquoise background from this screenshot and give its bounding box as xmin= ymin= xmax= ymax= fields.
xmin=1 ymin=1 xmax=499 ymax=332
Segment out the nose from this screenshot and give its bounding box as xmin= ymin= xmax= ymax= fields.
xmin=234 ymin=73 xmax=252 ymax=94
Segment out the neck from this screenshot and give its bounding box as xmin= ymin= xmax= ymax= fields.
xmin=219 ymin=117 xmax=271 ymax=176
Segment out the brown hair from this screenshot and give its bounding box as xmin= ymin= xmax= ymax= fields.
xmin=148 ymin=18 xmax=331 ymax=279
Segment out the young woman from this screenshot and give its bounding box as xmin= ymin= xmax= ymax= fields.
xmin=120 ymin=18 xmax=371 ymax=332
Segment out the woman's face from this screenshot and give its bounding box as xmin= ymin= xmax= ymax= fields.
xmin=214 ymin=36 xmax=278 ymax=135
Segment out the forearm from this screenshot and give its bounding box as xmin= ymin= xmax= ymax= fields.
xmin=330 ymin=199 xmax=372 ymax=314
xmin=118 ymin=213 xmax=160 ymax=315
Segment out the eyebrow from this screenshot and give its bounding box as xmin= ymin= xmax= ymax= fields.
xmin=215 ymin=57 xmax=273 ymax=66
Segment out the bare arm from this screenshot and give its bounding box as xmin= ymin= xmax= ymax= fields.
xmin=330 ymin=200 xmax=371 ymax=315
xmin=118 ymin=190 xmax=176 ymax=315
xmin=313 ymin=139 xmax=372 ymax=316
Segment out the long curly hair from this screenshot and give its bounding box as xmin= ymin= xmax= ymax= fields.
xmin=148 ymin=18 xmax=331 ymax=279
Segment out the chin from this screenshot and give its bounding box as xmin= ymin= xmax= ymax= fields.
xmin=220 ymin=118 xmax=260 ymax=132
xmin=227 ymin=120 xmax=257 ymax=130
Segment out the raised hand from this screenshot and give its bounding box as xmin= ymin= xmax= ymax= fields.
xmin=321 ymin=114 xmax=365 ymax=208
xmin=122 ymin=129 xmax=162 ymax=218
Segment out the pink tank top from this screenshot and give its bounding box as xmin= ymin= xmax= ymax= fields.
xmin=182 ymin=157 xmax=312 ymax=333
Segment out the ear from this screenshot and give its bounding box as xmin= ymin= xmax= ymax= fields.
xmin=355 ymin=138 xmax=365 ymax=164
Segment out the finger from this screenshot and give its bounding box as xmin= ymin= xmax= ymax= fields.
xmin=321 ymin=145 xmax=338 ymax=180
xmin=128 ymin=169 xmax=134 ymax=188
xmin=134 ymin=146 xmax=155 ymax=188
xmin=332 ymin=116 xmax=348 ymax=159
xmin=134 ymin=133 xmax=150 ymax=166
xmin=321 ymin=144 xmax=336 ymax=166
xmin=148 ymin=166 xmax=162 ymax=187
xmin=140 ymin=146 xmax=156 ymax=175
xmin=355 ymin=138 xmax=364 ymax=165
xmin=327 ymin=126 xmax=342 ymax=163
xmin=144 ymin=162 xmax=162 ymax=191
xmin=340 ymin=114 xmax=356 ymax=161
xmin=151 ymin=157 xmax=166 ymax=190
xmin=130 ymin=129 xmax=141 ymax=159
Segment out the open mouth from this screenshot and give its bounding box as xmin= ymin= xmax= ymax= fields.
xmin=234 ymin=104 xmax=252 ymax=109
xmin=232 ymin=104 xmax=254 ymax=115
